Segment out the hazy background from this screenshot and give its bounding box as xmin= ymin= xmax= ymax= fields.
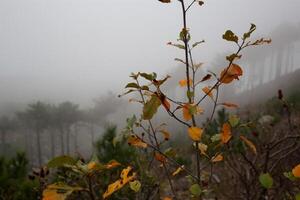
xmin=1 ymin=0 xmax=300 ymax=107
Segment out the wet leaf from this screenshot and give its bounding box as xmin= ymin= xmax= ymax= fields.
xmin=154 ymin=152 xmax=166 ymax=163
xmin=229 ymin=115 xmax=240 ymax=127
xmin=129 ymin=180 xmax=141 ymax=192
xmin=202 ymin=86 xmax=213 ymax=99
xmin=172 ymin=165 xmax=184 ymax=176
xmin=222 ymin=30 xmax=238 ymax=43
xmin=125 ymin=82 xmax=140 ymax=89
xmin=211 ymin=154 xmax=223 ymax=162
xmin=42 ymin=183 xmax=82 ymax=200
xmin=189 ymin=184 xmax=202 ymax=197
xmin=179 ymin=79 xmax=193 ymax=87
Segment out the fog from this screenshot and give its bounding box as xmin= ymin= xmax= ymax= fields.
xmin=0 ymin=0 xmax=300 ymax=108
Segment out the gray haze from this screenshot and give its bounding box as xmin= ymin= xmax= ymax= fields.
xmin=0 ymin=0 xmax=300 ymax=107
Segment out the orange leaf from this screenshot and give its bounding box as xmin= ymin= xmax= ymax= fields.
xmin=221 ymin=102 xmax=239 ymax=108
xmin=87 ymin=161 xmax=97 ymax=170
xmin=211 ymin=154 xmax=223 ymax=162
xmin=155 ymin=152 xmax=166 ymax=163
xmin=179 ymin=79 xmax=193 ymax=87
xmin=106 ymin=160 xmax=121 ymax=169
xmin=103 ymin=166 xmax=136 ymax=199
xmin=182 ymin=104 xmax=203 ymax=121
xmin=202 ymin=86 xmax=213 ymax=99
xmin=240 ymin=136 xmax=257 ymax=154
xmin=162 ymin=197 xmax=172 ymax=200
xmin=292 ymin=164 xmax=300 ymax=178
xmin=221 ymin=123 xmax=232 ymax=144
xmin=220 ymin=64 xmax=243 ymax=84
xmin=128 ymin=135 xmax=147 ymax=148
xmin=188 ymin=126 xmax=203 ymax=142
xmin=183 ymin=104 xmax=192 ymax=121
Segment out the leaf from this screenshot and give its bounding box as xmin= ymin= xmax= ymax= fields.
xmin=129 ymin=180 xmax=141 ymax=192
xmin=211 ymin=154 xmax=223 ymax=162
xmin=143 ymin=95 xmax=161 ymax=120
xmin=125 ymin=82 xmax=140 ymax=89
xmin=154 ymin=152 xmax=166 ymax=163
xmin=243 ymin=23 xmax=256 ymax=40
xmin=240 ymin=135 xmax=257 ymax=154
xmin=202 ymin=86 xmax=213 ymax=99
xmin=140 ymin=72 xmax=156 ymax=81
xmin=221 ymin=102 xmax=239 ymax=108
xmin=222 ymin=30 xmax=238 ymax=43
xmin=200 ymin=74 xmax=212 ymax=82
xmin=167 ymin=42 xmax=185 ymax=49
xmin=162 ymin=197 xmax=172 ymax=200
xmin=172 ymin=165 xmax=184 ymax=176
xmin=103 ymin=166 xmax=136 ymax=199
xmin=42 ymin=183 xmax=82 ymax=200
xmin=296 ymin=193 xmax=300 ymax=200
xmin=174 ymin=58 xmax=185 ymax=64
xmin=158 ymin=0 xmax=171 ymax=3
xmin=221 ymin=123 xmax=232 ymax=144
xmin=127 ymin=134 xmax=147 ymax=148
xmin=182 ymin=104 xmax=203 ymax=121
xmin=226 ymin=53 xmax=242 ymax=62
xmin=106 ymin=160 xmax=121 ymax=169
xmin=47 ymin=156 xmax=76 ymax=168
xmin=211 ymin=134 xmax=221 ymax=142
xmin=197 ymin=143 xmax=208 ymax=155
xmin=160 ymin=130 xmax=171 ymax=141
xmin=283 ymin=171 xmax=297 ymax=181
xmin=192 ymin=40 xmax=205 ymax=48
xmin=198 ymin=1 xmax=204 ymax=6
xmin=259 ymin=173 xmax=273 ymax=189
xmin=189 ymin=184 xmax=202 ymax=197
xmin=229 ymin=115 xmax=240 ymax=127
xmin=292 ymin=164 xmax=300 ymax=178
xmin=179 ymin=79 xmax=192 ymax=87
xmin=188 ymin=126 xmax=203 ymax=142
xmin=220 ymin=64 xmax=243 ymax=84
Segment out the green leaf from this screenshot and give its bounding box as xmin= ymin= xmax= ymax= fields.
xmin=226 ymin=53 xmax=242 ymax=62
xmin=211 ymin=134 xmax=221 ymax=142
xmin=125 ymin=82 xmax=140 ymax=89
xmin=222 ymin=30 xmax=238 ymax=43
xmin=143 ymin=95 xmax=161 ymax=120
xmin=189 ymin=184 xmax=202 ymax=197
xmin=259 ymin=173 xmax=273 ymax=189
xmin=229 ymin=115 xmax=240 ymax=127
xmin=296 ymin=193 xmax=300 ymax=200
xmin=187 ymin=91 xmax=194 ymax=99
xmin=140 ymin=73 xmax=156 ymax=81
xmin=192 ymin=40 xmax=205 ymax=48
xmin=47 ymin=156 xmax=76 ymax=168
xmin=129 ymin=180 xmax=141 ymax=192
xmin=283 ymin=171 xmax=297 ymax=181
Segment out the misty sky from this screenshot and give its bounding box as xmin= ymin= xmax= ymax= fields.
xmin=0 ymin=0 xmax=300 ymax=106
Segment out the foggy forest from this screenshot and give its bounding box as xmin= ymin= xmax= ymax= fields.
xmin=1 ymin=0 xmax=300 ymax=199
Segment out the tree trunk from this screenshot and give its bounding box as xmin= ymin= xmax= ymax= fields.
xmin=90 ymin=123 xmax=95 ymax=147
xmin=50 ymin=130 xmax=55 ymax=158
xmin=66 ymin=127 xmax=70 ymax=155
xmin=1 ymin=130 xmax=6 ymax=155
xmin=74 ymin=124 xmax=79 ymax=153
xmin=60 ymin=127 xmax=65 ymax=155
xmin=36 ymin=127 xmax=42 ymax=166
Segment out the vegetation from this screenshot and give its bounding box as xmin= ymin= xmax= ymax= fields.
xmin=0 ymin=1 xmax=300 ymax=200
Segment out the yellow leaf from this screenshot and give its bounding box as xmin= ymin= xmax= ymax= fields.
xmin=172 ymin=165 xmax=184 ymax=176
xmin=42 ymin=183 xmax=82 ymax=200
xmin=87 ymin=161 xmax=97 ymax=170
xmin=105 ymin=160 xmax=121 ymax=169
xmin=202 ymin=86 xmax=213 ymax=99
xmin=292 ymin=164 xmax=300 ymax=178
xmin=162 ymin=197 xmax=172 ymax=200
xmin=160 ymin=130 xmax=171 ymax=141
xmin=197 ymin=143 xmax=208 ymax=155
xmin=103 ymin=166 xmax=136 ymax=199
xmin=211 ymin=154 xmax=223 ymax=162
xmin=221 ymin=123 xmax=232 ymax=144
xmin=220 ymin=63 xmax=243 ymax=84
xmin=179 ymin=79 xmax=192 ymax=87
xmin=221 ymin=102 xmax=239 ymax=108
xmin=127 ymin=134 xmax=147 ymax=148
xmin=240 ymin=135 xmax=257 ymax=154
xmin=182 ymin=104 xmax=204 ymax=121
xmin=188 ymin=126 xmax=203 ymax=142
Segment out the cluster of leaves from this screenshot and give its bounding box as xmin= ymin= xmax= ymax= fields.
xmin=0 ymin=152 xmax=39 ymax=200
